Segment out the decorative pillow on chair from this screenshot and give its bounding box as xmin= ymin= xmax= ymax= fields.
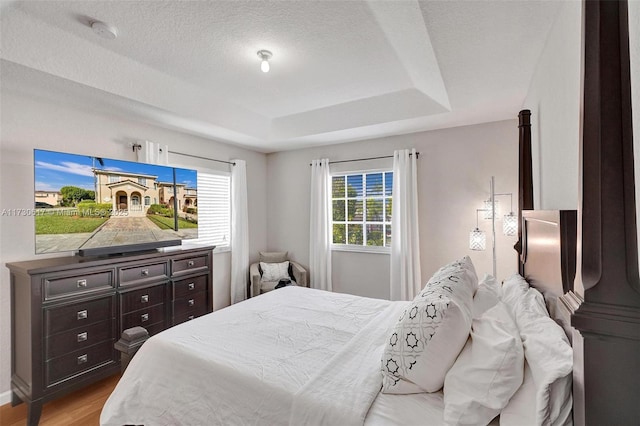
xmin=381 ymin=256 xmax=477 ymax=394
xmin=260 ymin=261 xmax=290 ymax=282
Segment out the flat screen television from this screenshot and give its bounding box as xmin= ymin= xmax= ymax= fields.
xmin=34 ymin=149 xmax=198 ymax=256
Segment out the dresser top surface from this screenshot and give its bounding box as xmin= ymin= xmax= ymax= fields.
xmin=6 ymin=244 xmax=215 ymax=275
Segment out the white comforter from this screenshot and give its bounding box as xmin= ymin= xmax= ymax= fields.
xmin=101 ymin=286 xmax=406 ymax=426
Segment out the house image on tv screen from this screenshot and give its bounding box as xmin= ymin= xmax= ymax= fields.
xmin=33 ymin=149 xmax=198 ymax=254
xmin=94 ymin=170 xmax=197 ymax=216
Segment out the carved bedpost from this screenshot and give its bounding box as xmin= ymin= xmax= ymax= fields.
xmin=571 ymin=0 xmax=640 ymax=424
xmin=516 ymin=109 xmax=533 ymax=273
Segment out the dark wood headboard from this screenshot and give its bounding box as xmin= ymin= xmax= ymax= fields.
xmin=517 ymin=2 xmax=640 ymax=424
xmin=521 ymin=210 xmax=577 ymax=335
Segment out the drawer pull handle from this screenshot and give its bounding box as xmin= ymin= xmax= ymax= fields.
xmin=187 ymin=260 xmax=195 ymax=267
xmin=141 ymin=294 xmax=149 ymax=303
xmin=77 ymin=279 xmax=87 ymax=288
xmin=77 ymin=354 xmax=88 ymax=365
xmin=188 ymin=315 xmax=195 ymax=320
xmin=188 ymin=299 xmax=195 ymax=307
xmin=77 ymin=310 xmax=88 ymax=320
xmin=141 ymin=313 xmax=149 ymax=322
xmin=188 ymin=283 xmax=195 ymax=290
xmin=141 ymin=269 xmax=149 ymax=276
xmin=77 ymin=332 xmax=88 ymax=342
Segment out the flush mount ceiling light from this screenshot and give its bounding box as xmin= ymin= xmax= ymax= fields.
xmin=91 ymin=21 xmax=118 ymax=40
xmin=257 ymin=50 xmax=272 ymax=73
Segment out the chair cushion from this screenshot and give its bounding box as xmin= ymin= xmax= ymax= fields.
xmin=259 ymin=251 xmax=288 ymax=263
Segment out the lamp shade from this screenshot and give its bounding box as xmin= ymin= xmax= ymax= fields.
xmin=469 ymin=228 xmax=486 ymax=251
xmin=503 ymin=212 xmax=518 ymax=236
xmin=483 ymin=199 xmax=500 ymax=219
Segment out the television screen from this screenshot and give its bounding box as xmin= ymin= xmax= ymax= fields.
xmin=34 ymin=149 xmax=198 ymax=255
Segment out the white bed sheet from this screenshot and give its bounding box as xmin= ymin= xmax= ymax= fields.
xmin=366 ymin=392 xmax=500 ymax=426
xmin=101 ymin=286 xmax=408 ymax=425
xmin=101 ymin=286 xmax=500 ymax=426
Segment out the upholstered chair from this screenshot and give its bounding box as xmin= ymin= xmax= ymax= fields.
xmin=249 ymin=251 xmax=308 ymax=297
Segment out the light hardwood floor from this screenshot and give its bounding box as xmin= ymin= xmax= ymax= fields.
xmin=0 ymin=374 xmax=120 ymax=426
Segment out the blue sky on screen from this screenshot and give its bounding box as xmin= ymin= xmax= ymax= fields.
xmin=34 ymin=150 xmax=195 ymax=191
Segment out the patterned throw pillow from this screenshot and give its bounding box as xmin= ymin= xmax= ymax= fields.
xmin=381 ymin=256 xmax=477 ymax=394
xmin=260 ymin=261 xmax=290 ymax=282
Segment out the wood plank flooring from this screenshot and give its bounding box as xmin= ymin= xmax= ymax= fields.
xmin=0 ymin=374 xmax=120 ymax=426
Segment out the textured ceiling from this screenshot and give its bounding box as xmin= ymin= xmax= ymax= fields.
xmin=0 ymin=0 xmax=562 ymax=152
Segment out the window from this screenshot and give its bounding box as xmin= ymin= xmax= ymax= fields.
xmin=138 ymin=177 xmax=146 ymax=186
xmin=332 ymin=171 xmax=393 ymax=248
xmin=144 ymin=196 xmax=151 ymax=206
xmin=194 ymin=172 xmax=230 ymax=249
xmin=108 ymin=175 xmax=119 ymax=183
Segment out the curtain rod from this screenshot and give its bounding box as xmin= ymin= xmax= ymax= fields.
xmin=169 ymin=150 xmax=236 ymax=166
xmin=308 ymin=152 xmax=419 ymax=166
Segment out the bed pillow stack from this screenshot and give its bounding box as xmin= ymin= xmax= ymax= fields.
xmin=443 ymin=274 xmax=524 ymax=425
xmin=381 ymin=256 xmax=477 ymax=394
xmin=501 ymin=277 xmax=573 ymax=426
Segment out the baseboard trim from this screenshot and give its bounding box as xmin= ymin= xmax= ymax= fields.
xmin=0 ymin=389 xmax=13 ymax=406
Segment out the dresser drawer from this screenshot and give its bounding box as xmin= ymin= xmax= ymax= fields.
xmin=46 ymin=319 xmax=114 ymax=359
xmin=121 ymin=284 xmax=167 ymax=314
xmin=44 ymin=270 xmax=114 ymax=300
xmin=121 ymin=303 xmax=166 ymax=330
xmin=45 ymin=296 xmax=114 ymax=336
xmin=45 ymin=340 xmax=115 ymax=387
xmin=173 ymin=291 xmax=208 ymax=319
xmin=174 ymin=307 xmax=208 ymax=326
xmin=171 ymin=255 xmax=208 ymax=276
xmin=173 ymin=275 xmax=208 ymax=299
xmin=119 ymin=262 xmax=168 ymax=286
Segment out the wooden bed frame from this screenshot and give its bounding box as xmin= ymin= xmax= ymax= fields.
xmin=516 ymin=2 xmax=640 ymax=423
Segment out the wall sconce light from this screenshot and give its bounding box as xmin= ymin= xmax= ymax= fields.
xmin=483 ymin=198 xmax=499 ymax=219
xmin=503 ymin=212 xmax=518 ymax=236
xmin=470 ymin=209 xmax=487 ymax=251
xmin=257 ymin=50 xmax=272 ymax=73
xmin=469 ymin=177 xmax=517 ymax=277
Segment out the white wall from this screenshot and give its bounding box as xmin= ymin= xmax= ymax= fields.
xmin=267 ymin=120 xmax=519 ymax=299
xmin=0 ymin=89 xmax=268 ymax=400
xmin=522 ymin=0 xmax=582 ymax=210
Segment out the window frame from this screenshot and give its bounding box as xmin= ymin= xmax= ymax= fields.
xmin=331 ymin=168 xmax=393 ymax=254
xmin=169 ymin=162 xmax=231 ymax=254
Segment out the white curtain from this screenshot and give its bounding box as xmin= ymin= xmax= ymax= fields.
xmin=231 ymin=159 xmax=249 ymax=304
xmin=309 ymin=159 xmax=332 ymax=291
xmin=390 ymin=148 xmax=421 ymax=301
xmin=137 ymin=140 xmax=169 ymax=165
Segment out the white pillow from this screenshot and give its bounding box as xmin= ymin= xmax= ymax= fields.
xmin=260 ymin=261 xmax=290 ymax=282
xmin=443 ymin=301 xmax=524 ymax=425
xmin=472 ymin=274 xmax=501 ymax=319
xmin=381 ymin=256 xmax=477 ymax=394
xmin=500 ymin=360 xmax=537 ymax=426
xmin=514 ymin=288 xmax=573 ymax=426
xmin=501 ymin=273 xmax=529 ymax=307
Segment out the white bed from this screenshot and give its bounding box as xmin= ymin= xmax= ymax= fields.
xmin=101 ymin=286 xmax=467 ymax=425
xmin=101 ymin=253 xmax=572 ymax=426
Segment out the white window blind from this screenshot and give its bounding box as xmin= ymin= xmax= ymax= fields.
xmin=194 ymin=172 xmax=230 ymax=248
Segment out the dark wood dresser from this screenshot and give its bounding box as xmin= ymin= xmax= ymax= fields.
xmin=6 ymin=245 xmax=214 ymax=425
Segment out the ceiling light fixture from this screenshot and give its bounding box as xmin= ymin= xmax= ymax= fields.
xmin=257 ymin=50 xmax=272 ymax=73
xmin=91 ymin=21 xmax=118 ymax=40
